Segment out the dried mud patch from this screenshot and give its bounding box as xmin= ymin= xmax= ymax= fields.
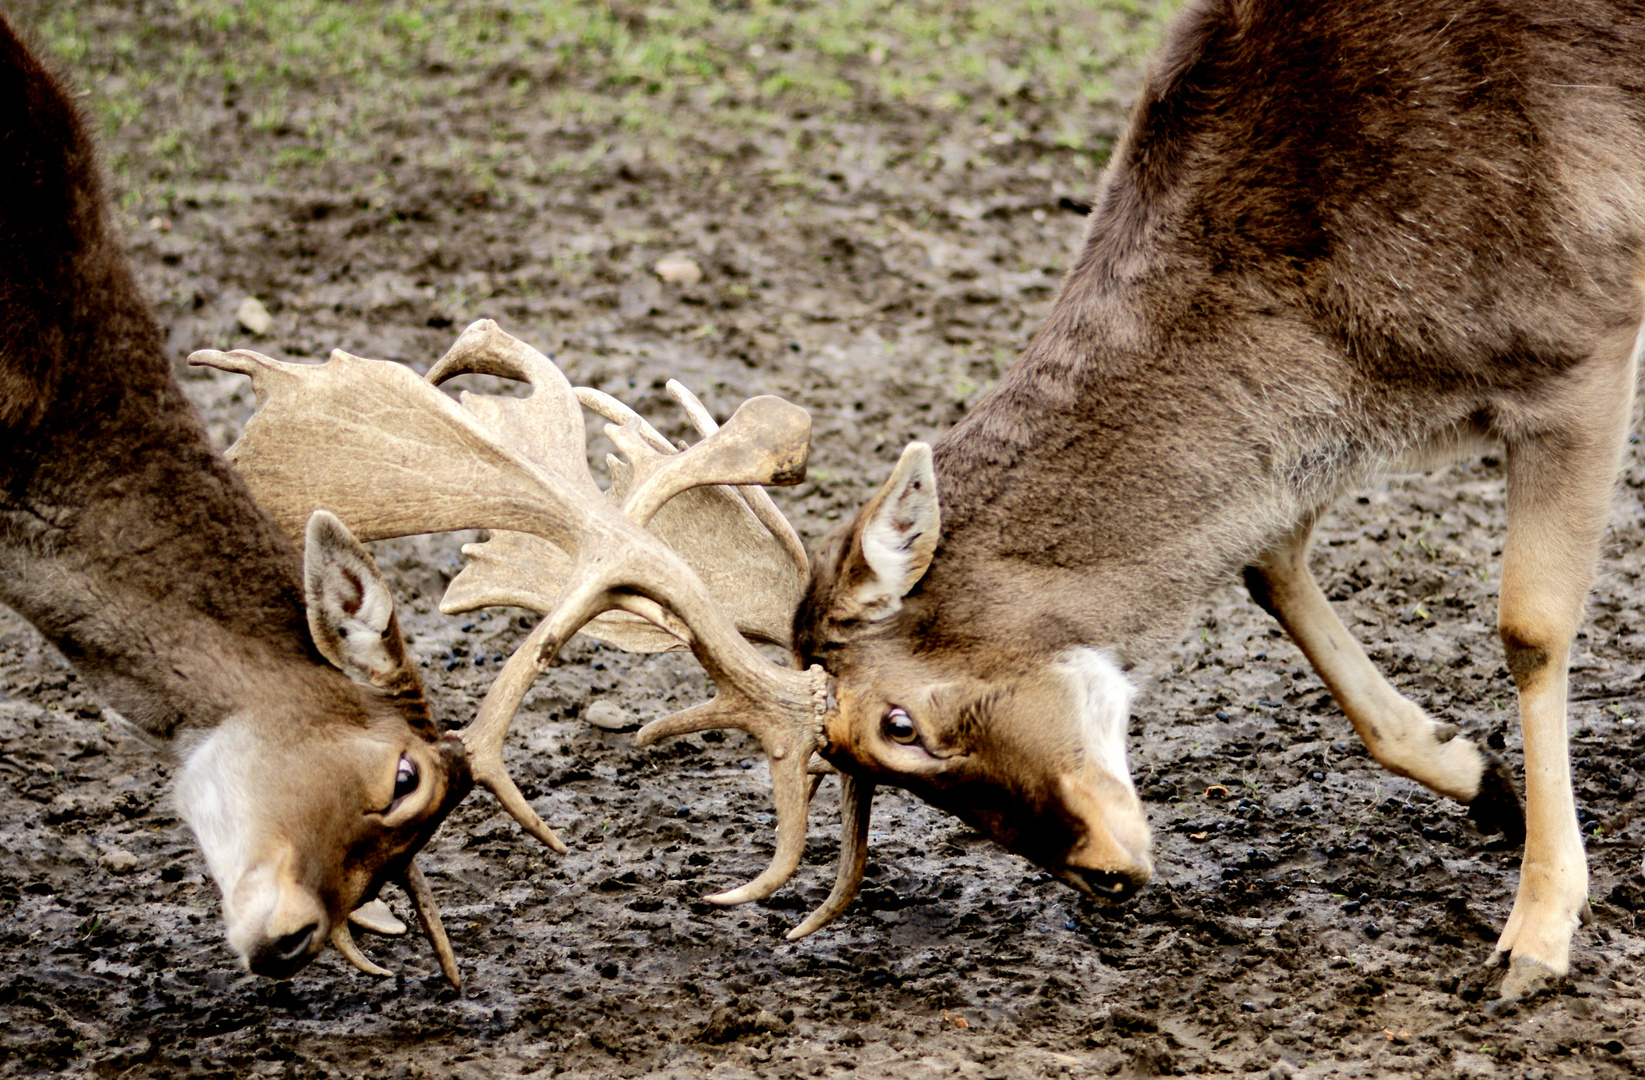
xmin=2 ymin=2 xmax=1644 ymax=1078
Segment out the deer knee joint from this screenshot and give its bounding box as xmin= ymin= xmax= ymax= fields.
xmin=1500 ymin=630 xmax=1550 ymax=688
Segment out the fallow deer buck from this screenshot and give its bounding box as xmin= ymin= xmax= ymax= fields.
xmin=0 ymin=15 xmax=537 ymax=985
xmin=791 ymin=0 xmax=1645 ymax=1000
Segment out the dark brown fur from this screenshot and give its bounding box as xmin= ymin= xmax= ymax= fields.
xmin=0 ymin=17 xmax=321 ymax=736
xmin=0 ymin=17 xmax=464 ymax=978
xmin=916 ymin=0 xmax=1645 ymax=660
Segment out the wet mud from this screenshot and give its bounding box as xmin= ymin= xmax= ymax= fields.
xmin=2 ymin=3 xmax=1643 ymax=1077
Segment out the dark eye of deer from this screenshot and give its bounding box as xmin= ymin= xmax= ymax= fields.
xmin=393 ymin=756 xmax=419 ymax=801
xmin=883 ymin=707 xmax=918 ymax=745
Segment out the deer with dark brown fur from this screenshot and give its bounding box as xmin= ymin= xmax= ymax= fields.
xmin=794 ymin=0 xmax=1645 ymax=1000
xmin=0 ymin=16 xmax=477 ymax=981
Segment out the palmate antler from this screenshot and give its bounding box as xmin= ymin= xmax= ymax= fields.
xmin=191 ymin=320 xmax=852 ymax=980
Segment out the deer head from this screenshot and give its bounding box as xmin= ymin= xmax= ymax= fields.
xmin=790 ymin=443 xmax=1154 ymax=918
xmin=169 ymin=509 xmax=473 ymax=980
xmin=192 ymin=319 xmax=843 ymax=974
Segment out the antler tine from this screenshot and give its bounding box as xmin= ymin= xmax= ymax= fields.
xmin=426 ymin=316 xmax=561 ymax=388
xmin=665 ymin=378 xmax=719 ymax=436
xmin=461 ymin=618 xmax=569 ymax=854
xmin=330 ymin=922 xmax=393 ymax=978
xmin=425 ymin=319 xmax=599 ymax=500
xmin=575 ymin=386 xmax=675 ymax=453
xmin=706 ymin=735 xmax=817 ymax=905
xmin=667 ymin=379 xmax=808 ymax=579
xmin=403 ymin=859 xmax=461 ymax=989
xmin=617 ymin=396 xmax=810 ymax=527
xmin=786 ymin=775 xmax=875 ymax=939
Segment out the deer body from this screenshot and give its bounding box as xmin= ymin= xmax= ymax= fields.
xmin=798 ymin=0 xmax=1645 ymax=999
xmin=0 ymin=18 xmax=469 ymax=979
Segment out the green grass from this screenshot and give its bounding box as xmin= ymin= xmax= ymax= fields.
xmin=24 ymin=0 xmax=1182 ymax=195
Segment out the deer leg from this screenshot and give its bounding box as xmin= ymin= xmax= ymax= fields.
xmin=1244 ymin=521 xmax=1521 ymax=838
xmin=1490 ymin=339 xmax=1636 ymax=1000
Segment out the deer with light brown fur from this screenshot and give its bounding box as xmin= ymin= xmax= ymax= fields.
xmin=791 ymin=0 xmax=1645 ymax=1000
xmin=0 ymin=15 xmax=512 ymax=983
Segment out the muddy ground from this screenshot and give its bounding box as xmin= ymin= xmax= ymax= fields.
xmin=3 ymin=2 xmax=1644 ymax=1077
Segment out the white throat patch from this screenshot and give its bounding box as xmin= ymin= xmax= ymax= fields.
xmin=174 ymin=720 xmax=261 ymax=924
xmin=1053 ymin=649 xmax=1137 ymax=788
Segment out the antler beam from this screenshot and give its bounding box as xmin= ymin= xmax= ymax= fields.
xmin=191 ymin=319 xmax=847 ymax=974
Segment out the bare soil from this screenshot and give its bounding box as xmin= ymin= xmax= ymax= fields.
xmin=2 ymin=3 xmax=1643 ymax=1078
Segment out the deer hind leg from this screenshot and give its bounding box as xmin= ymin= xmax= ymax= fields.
xmin=1244 ymin=520 xmax=1523 ymax=839
xmin=1491 ymin=336 xmax=1636 ymax=1000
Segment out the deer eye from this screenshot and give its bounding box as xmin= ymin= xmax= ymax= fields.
xmin=882 ymin=707 xmax=918 ymax=745
xmin=392 ymin=755 xmax=419 ymax=802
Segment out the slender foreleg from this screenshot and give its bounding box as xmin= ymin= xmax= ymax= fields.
xmin=1491 ymin=335 xmax=1636 ymax=1000
xmin=1245 ymin=520 xmax=1522 ymax=837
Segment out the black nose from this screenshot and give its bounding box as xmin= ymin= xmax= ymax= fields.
xmin=1068 ymin=867 xmax=1144 ymax=903
xmin=248 ymin=922 xmax=320 ymax=979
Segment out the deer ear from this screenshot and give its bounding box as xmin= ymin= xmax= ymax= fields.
xmin=303 ymin=510 xmax=414 ymax=688
xmin=833 ymin=442 xmax=940 ymax=623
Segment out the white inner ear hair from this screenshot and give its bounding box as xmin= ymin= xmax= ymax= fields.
xmin=324 ymin=562 xmax=391 ymax=632
xmin=323 ymin=563 xmax=396 ymax=674
xmin=859 ymin=477 xmax=937 ymax=609
xmin=1053 ymin=648 xmax=1137 ymax=787
xmin=860 ymin=512 xmax=919 ymax=589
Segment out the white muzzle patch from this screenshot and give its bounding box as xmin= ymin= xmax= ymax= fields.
xmin=1053 ymin=648 xmax=1137 ymax=789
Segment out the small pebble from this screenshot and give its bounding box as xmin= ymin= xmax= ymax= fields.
xmin=99 ymin=849 xmax=139 ymax=875
xmin=235 ymin=296 xmax=274 ymax=335
xmin=583 ymin=700 xmax=634 ymax=731
xmin=654 ymin=257 xmax=703 ymax=285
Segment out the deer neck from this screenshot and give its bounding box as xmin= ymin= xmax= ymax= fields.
xmin=0 ymin=381 xmax=318 ymax=741
xmin=919 ymin=278 xmax=1355 ymax=663
xmin=0 ymin=213 xmax=317 ymax=745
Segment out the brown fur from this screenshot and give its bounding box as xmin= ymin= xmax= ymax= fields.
xmin=797 ymin=0 xmax=1645 ymax=996
xmin=0 ymin=17 xmax=465 ymax=979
